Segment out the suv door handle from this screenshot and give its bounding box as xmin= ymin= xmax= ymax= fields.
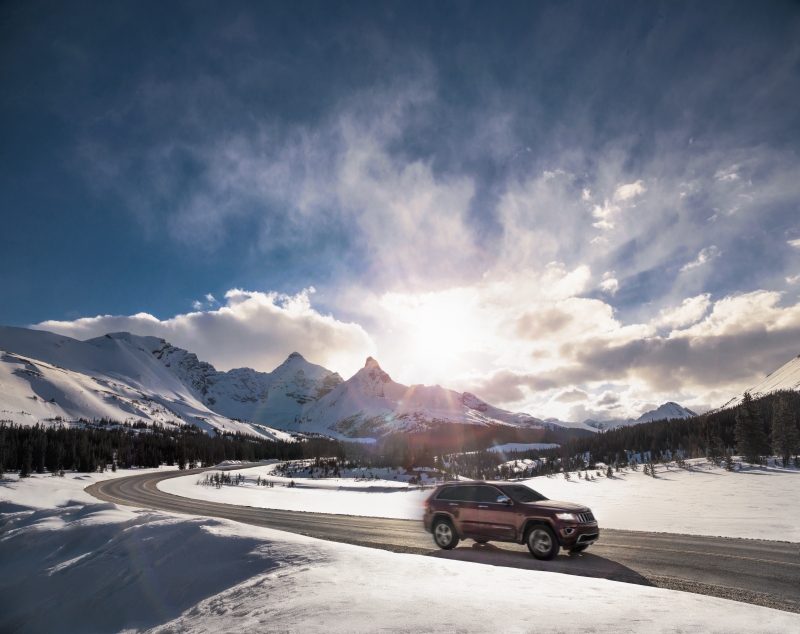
xmin=478 ymin=505 xmax=488 ymax=509
xmin=449 ymin=503 xmax=459 ymax=506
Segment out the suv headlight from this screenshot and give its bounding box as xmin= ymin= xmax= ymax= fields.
xmin=556 ymin=512 xmax=578 ymax=521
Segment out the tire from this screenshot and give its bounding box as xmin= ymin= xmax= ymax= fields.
xmin=569 ymin=544 xmax=589 ymax=553
xmin=526 ymin=525 xmax=559 ymax=560
xmin=433 ymin=518 xmax=460 ymax=550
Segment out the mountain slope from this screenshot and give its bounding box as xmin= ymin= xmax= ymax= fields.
xmin=719 ymin=353 xmax=800 ymax=409
xmin=0 ymin=327 xmax=289 ymax=439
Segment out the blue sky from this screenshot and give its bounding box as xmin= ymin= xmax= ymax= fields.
xmin=3 ymin=1 xmax=800 ymax=420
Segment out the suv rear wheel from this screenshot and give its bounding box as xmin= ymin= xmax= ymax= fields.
xmin=433 ymin=518 xmax=460 ymax=549
xmin=526 ymin=525 xmax=558 ymax=560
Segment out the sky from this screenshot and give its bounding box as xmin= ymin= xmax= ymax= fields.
xmin=2 ymin=1 xmax=800 ymax=422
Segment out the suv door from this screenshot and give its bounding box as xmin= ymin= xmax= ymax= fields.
xmin=475 ymin=485 xmax=517 ymax=540
xmin=449 ymin=485 xmax=483 ymax=536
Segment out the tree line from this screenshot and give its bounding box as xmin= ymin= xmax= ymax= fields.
xmin=0 ymin=421 xmax=342 ymax=477
xmin=557 ymin=390 xmax=800 ymax=467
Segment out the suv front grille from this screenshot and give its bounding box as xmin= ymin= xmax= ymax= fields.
xmin=577 ymin=512 xmax=595 ymax=523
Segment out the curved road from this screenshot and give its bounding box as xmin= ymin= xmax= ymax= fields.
xmin=87 ymin=466 xmax=800 ymax=614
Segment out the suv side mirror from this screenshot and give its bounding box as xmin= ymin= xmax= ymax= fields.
xmin=496 ymin=494 xmax=511 ymax=505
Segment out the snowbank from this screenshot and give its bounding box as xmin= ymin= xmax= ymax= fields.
xmin=2 ymin=472 xmax=798 ymax=633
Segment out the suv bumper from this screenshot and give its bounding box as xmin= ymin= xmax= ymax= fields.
xmin=558 ymin=524 xmax=600 ymax=548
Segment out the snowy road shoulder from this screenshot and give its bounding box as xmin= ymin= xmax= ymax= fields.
xmin=2 ymin=472 xmax=799 ymax=633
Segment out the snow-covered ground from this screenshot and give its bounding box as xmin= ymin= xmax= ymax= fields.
xmin=160 ymin=463 xmax=431 ymax=519
xmin=2 ymin=471 xmax=798 ymax=633
xmin=162 ymin=458 xmax=800 ymax=541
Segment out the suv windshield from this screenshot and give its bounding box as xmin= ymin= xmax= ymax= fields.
xmin=502 ymin=485 xmax=548 ymax=503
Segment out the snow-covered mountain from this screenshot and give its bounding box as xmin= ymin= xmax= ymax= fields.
xmin=295 ymin=356 xmax=555 ymax=438
xmin=153 ymin=342 xmax=343 ymax=428
xmin=719 ymin=353 xmax=800 ymax=409
xmin=636 ymin=402 xmax=697 ymax=423
xmin=0 ymin=326 xmax=590 ymax=444
xmin=0 ymin=327 xmax=291 ymax=440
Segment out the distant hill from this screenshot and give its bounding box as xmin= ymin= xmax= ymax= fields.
xmin=579 ymin=402 xmax=696 ymax=431
xmin=636 ymin=402 xmax=697 ymax=423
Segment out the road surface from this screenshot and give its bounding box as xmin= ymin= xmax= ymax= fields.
xmin=86 ymin=466 xmax=800 ymax=614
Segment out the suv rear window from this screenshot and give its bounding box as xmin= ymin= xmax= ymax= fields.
xmin=503 ymin=485 xmax=548 ymax=503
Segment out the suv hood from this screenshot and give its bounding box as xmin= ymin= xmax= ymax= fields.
xmin=530 ymin=500 xmax=589 ymax=512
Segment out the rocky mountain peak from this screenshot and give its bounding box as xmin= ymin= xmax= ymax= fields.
xmin=364 ymin=356 xmax=381 ymax=369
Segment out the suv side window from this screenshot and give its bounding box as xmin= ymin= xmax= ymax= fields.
xmin=476 ymin=486 xmax=503 ymax=503
xmin=436 ymin=486 xmax=459 ymax=501
xmin=437 ymin=486 xmax=476 ymax=501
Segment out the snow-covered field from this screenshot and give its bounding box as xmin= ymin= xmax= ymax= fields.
xmin=162 ymin=458 xmax=800 ymax=542
xmin=2 ymin=470 xmax=798 ymax=633
xmin=160 ymin=463 xmax=431 ymax=519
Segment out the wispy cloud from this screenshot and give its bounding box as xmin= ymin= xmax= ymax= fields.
xmin=681 ymin=246 xmax=721 ymax=272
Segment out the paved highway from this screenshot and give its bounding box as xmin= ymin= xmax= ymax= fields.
xmin=86 ymin=466 xmax=800 ymax=614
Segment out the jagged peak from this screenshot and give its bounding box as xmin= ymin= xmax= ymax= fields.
xmin=364 ymin=356 xmax=381 ymax=369
xmin=277 ymin=352 xmax=307 ymax=367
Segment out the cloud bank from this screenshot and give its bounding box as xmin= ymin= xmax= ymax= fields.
xmin=34 ymin=289 xmax=375 ymax=379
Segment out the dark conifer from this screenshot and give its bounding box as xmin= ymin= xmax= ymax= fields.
xmin=771 ymin=397 xmax=800 ymax=466
xmin=35 ymin=435 xmax=46 ymax=474
xmin=20 ymin=443 xmax=33 ymax=478
xmin=734 ymin=393 xmax=770 ymax=464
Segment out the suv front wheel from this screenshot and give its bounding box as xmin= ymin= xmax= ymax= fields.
xmin=433 ymin=518 xmax=460 ymax=550
xmin=526 ymin=525 xmax=558 ymax=560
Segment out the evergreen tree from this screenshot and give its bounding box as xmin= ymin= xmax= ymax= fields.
xmin=0 ymin=429 xmax=5 ymax=479
xmin=734 ymin=393 xmax=770 ymax=464
xmin=20 ymin=443 xmax=33 ymax=478
xmin=771 ymin=397 xmax=800 ymax=466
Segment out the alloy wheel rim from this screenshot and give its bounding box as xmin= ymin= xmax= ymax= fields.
xmin=435 ymin=523 xmax=452 ymax=546
xmin=531 ymin=529 xmax=552 ymax=554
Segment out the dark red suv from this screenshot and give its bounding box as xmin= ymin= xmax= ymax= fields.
xmin=423 ymin=481 xmax=599 ymax=559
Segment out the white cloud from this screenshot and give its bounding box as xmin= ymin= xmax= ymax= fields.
xmin=680 ymin=245 xmax=721 ymax=272
xmin=652 ymin=294 xmax=711 ymax=329
xmin=613 ymin=180 xmax=646 ymax=202
xmin=205 ymin=294 xmax=217 ymax=303
xmin=714 ymin=166 xmax=740 ymax=182
xmin=599 ymin=272 xmax=619 ymax=295
xmin=788 ymin=239 xmax=800 ymax=248
xmin=34 ymin=288 xmax=375 ymax=378
xmin=192 ymin=300 xmax=203 ymax=310
xmin=787 ymin=274 xmax=800 ymax=284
